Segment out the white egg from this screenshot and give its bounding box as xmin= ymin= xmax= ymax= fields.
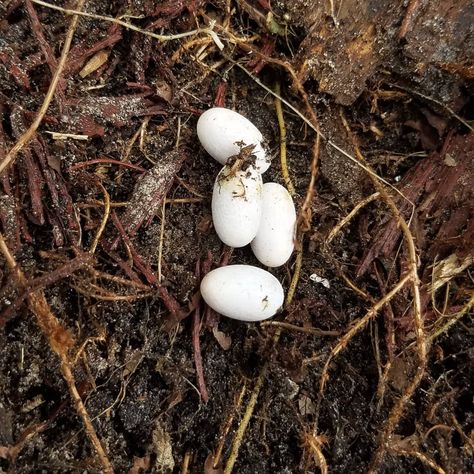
xmin=251 ymin=183 xmax=296 ymax=267
xmin=212 ymin=163 xmax=263 ymax=247
xmin=200 ymin=265 xmax=284 ymax=322
xmin=197 ymin=107 xmax=270 ymax=173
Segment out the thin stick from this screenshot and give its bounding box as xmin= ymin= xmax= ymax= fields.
xmin=260 ymin=321 xmax=339 ymax=337
xmin=0 ymin=0 xmax=86 ymax=177
xmin=89 ymin=182 xmax=110 ymax=254
xmin=192 ymin=304 xmax=209 ymax=403
xmin=69 ymin=159 xmax=146 ymax=172
xmin=31 ymin=0 xmax=224 ymax=49
xmin=274 ymin=82 xmax=295 ymax=195
xmin=326 ymin=192 xmax=380 ymax=244
xmin=285 ymin=246 xmax=303 ymax=307
xmin=389 ymin=447 xmax=446 ymax=474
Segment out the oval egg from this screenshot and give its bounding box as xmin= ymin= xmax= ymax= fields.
xmin=212 ymin=163 xmax=263 ymax=247
xmin=197 ymin=107 xmax=270 ymax=173
xmin=200 ymin=265 xmax=284 ymax=322
xmin=251 ymin=183 xmax=296 ymax=267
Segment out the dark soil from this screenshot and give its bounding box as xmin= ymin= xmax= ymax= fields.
xmin=0 ymin=1 xmax=473 ymax=473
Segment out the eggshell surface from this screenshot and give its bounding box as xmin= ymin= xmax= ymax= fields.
xmin=212 ymin=164 xmax=263 ymax=247
xmin=200 ymin=265 xmax=284 ymax=322
xmin=197 ymin=107 xmax=270 ymax=173
xmin=251 ymin=183 xmax=296 ymax=267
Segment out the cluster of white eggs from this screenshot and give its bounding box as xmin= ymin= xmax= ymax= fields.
xmin=196 ymin=108 xmax=296 ymax=322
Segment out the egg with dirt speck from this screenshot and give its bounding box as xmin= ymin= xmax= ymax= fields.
xmin=251 ymin=183 xmax=296 ymax=267
xmin=197 ymin=107 xmax=270 ymax=173
xmin=212 ymin=157 xmax=263 ymax=247
xmin=200 ymin=265 xmax=284 ymax=322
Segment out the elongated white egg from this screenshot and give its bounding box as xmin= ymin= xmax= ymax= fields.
xmin=212 ymin=163 xmax=263 ymax=247
xmin=200 ymin=265 xmax=284 ymax=322
xmin=197 ymin=107 xmax=270 ymax=173
xmin=251 ymin=183 xmax=296 ymax=267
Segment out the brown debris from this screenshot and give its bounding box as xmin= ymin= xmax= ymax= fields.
xmin=358 ymin=132 xmax=474 ymax=277
xmin=119 ymin=147 xmax=187 ymax=237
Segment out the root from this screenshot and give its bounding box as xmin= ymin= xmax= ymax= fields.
xmin=0 ymin=232 xmax=114 ymax=473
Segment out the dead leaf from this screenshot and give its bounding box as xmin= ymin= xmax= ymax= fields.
xmin=444 ymin=153 xmax=457 ymax=167
xmin=79 ymin=50 xmax=110 ymax=78
xmin=152 ymin=420 xmax=175 ymax=473
xmin=128 ymin=455 xmax=151 ymax=474
xmin=155 ymin=80 xmax=173 ymax=102
xmin=212 ymin=327 xmax=232 ymax=351
xmin=298 ymin=394 xmax=316 ymax=416
xmin=388 ymin=355 xmax=414 ymax=392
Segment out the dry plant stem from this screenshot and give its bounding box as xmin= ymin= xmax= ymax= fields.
xmin=181 ymin=450 xmax=192 ymax=474
xmin=285 ymin=245 xmax=303 ymax=307
xmin=427 ymin=293 xmax=474 ymax=343
xmin=73 ymin=285 xmax=153 ymax=301
xmin=394 ymin=290 xmax=474 ymax=358
xmin=260 ymin=321 xmax=339 ymax=337
xmin=70 ymin=158 xmax=146 ymax=172
xmin=326 ymin=192 xmax=380 ymax=244
xmin=274 ymin=82 xmax=295 ymax=195
xmin=31 ymin=0 xmax=224 ymax=48
xmin=389 ymin=447 xmax=446 ymax=474
xmin=89 ymin=182 xmax=110 ymax=254
xmin=0 ymin=233 xmax=113 ymax=473
xmin=192 ymin=305 xmax=209 ymax=403
xmin=0 ymin=0 xmax=86 ymax=177
xmin=336 ymin=266 xmax=374 ymax=302
xmin=213 ymin=383 xmax=247 ymax=468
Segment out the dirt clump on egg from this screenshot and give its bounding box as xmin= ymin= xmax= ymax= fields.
xmin=0 ymin=1 xmax=473 ymax=473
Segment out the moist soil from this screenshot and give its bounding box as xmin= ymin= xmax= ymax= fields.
xmin=0 ymin=1 xmax=473 ymax=473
